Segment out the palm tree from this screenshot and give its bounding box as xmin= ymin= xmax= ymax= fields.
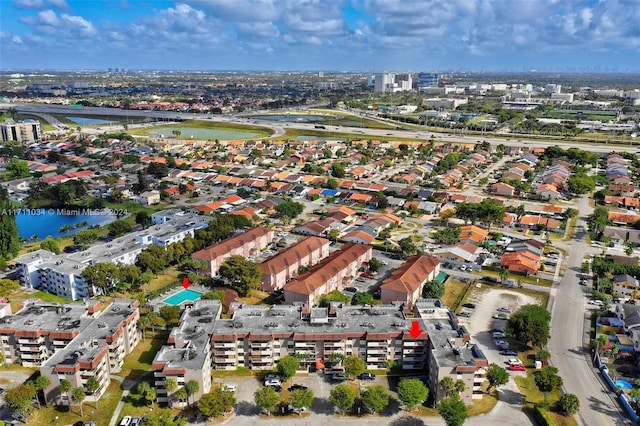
xmin=500 ymin=268 xmax=510 ymax=284
xmin=85 ymin=377 xmax=100 ymax=409
xmin=174 ymin=387 xmax=188 ymax=410
xmin=58 ymin=379 xmax=72 ymax=406
xmin=537 ymin=349 xmax=551 ymax=367
xmin=71 ymin=388 xmax=85 ymax=417
xmin=185 ymin=380 xmax=199 ymax=407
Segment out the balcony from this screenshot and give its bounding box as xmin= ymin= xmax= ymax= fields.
xmin=214 ymin=358 xmax=236 ymax=364
xmin=214 ymin=343 xmax=236 ymax=349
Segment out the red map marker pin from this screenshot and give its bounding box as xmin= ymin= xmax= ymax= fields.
xmin=408 ymin=321 xmax=423 ymax=339
xmin=182 ymin=277 xmax=190 ymax=289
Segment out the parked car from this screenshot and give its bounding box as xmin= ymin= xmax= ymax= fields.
xmin=332 ymin=372 xmax=349 ymax=382
xmin=264 ymin=374 xmax=282 ymax=386
xmin=222 ymin=384 xmax=237 ymax=392
xmin=490 ymin=327 xmax=505 ymax=333
xmin=288 ymin=384 xmax=308 ymax=392
xmin=129 ymin=418 xmax=141 ymax=426
xmin=495 ymin=340 xmax=508 ymax=347
xmin=507 ymin=358 xmax=523 ymax=366
xmin=358 ymin=373 xmax=376 ymax=380
xmin=494 ymin=313 xmax=509 ymax=320
xmin=492 ymin=332 xmax=506 ymax=338
xmin=500 ymin=349 xmax=518 ymax=356
xmin=458 ymin=311 xmax=471 ymax=318
xmin=119 ymin=417 xmax=132 ymax=426
xmin=266 ymin=384 xmax=282 ymax=392
xmin=360 ymin=272 xmax=374 ymax=279
xmin=344 ymin=287 xmax=358 ymax=293
xmin=497 ymin=307 xmax=511 ymax=313
xmin=508 ymin=364 xmax=526 ymax=371
xmin=463 ymin=303 xmax=476 ymax=309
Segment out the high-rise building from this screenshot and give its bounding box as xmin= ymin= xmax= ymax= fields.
xmin=374 ymin=72 xmax=413 ymax=93
xmin=418 ymin=73 xmax=439 ymax=91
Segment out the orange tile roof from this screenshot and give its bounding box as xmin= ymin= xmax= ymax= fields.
xmin=380 ymin=255 xmax=440 ymax=295
xmin=192 ymin=227 xmax=272 ymax=261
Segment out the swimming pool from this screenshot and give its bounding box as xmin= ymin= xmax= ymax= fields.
xmin=435 ymin=271 xmax=449 ymax=283
xmin=615 ymin=380 xmax=633 ymax=390
xmin=162 ymin=289 xmax=203 ymax=306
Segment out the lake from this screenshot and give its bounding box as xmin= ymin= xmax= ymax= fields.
xmin=251 ymin=115 xmax=325 ymax=122
xmin=16 ymin=209 xmax=119 ymax=241
xmin=66 ymin=116 xmax=117 ymax=126
xmin=147 ymin=126 xmax=263 ymax=140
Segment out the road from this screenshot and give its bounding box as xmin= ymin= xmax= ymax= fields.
xmin=548 ymin=196 xmax=629 ymax=426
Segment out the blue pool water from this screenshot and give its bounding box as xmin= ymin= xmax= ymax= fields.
xmin=435 ymin=271 xmax=449 ymax=283
xmin=616 ymin=380 xmax=633 ymax=390
xmin=162 ymin=289 xmax=203 ymax=306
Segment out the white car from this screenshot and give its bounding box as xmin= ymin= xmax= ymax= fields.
xmin=222 ymin=384 xmax=237 ymax=392
xmin=492 ymin=332 xmax=506 ymax=338
xmin=507 ymin=358 xmax=523 ymax=366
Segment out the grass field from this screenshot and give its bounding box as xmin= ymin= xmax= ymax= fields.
xmin=441 ymin=279 xmax=469 ymax=311
xmin=119 ymin=330 xmax=169 ymax=380
xmin=28 ymin=380 xmax=123 ymax=426
xmin=515 ymin=371 xmax=578 ymax=426
xmin=127 ymin=119 xmax=272 ymax=139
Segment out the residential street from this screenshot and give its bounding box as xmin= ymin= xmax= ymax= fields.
xmin=548 ymin=196 xmax=630 ymax=426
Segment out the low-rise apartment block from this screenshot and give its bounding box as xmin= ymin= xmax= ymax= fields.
xmin=0 ymin=300 xmax=97 ymax=367
xmin=192 ymin=227 xmax=274 ymax=277
xmin=14 ymin=210 xmax=207 ymax=300
xmin=152 ymin=300 xmax=222 ymax=407
xmin=41 ymin=299 xmax=140 ymax=405
xmin=283 ymin=243 xmax=372 ymax=306
xmin=259 ymin=236 xmax=331 ymax=291
xmin=380 ymin=255 xmax=440 ymax=306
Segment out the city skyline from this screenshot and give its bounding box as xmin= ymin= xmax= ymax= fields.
xmin=1 ymin=0 xmax=639 ymax=72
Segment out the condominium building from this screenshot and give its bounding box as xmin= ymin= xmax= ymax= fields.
xmin=374 ymin=72 xmax=413 ymax=93
xmin=380 ymin=255 xmax=440 ymax=307
xmin=259 ymin=236 xmax=331 ymax=291
xmin=41 ymin=299 xmax=140 ymax=405
xmin=1 ymin=119 xmax=42 ymax=144
xmin=0 ymin=300 xmax=97 ymax=367
xmin=152 ymin=300 xmax=222 ymax=407
xmin=418 ymin=73 xmax=439 ymax=91
xmin=414 ymin=300 xmax=489 ymax=404
xmin=153 ymin=298 xmax=488 ymax=407
xmin=192 ymin=227 xmax=274 ymax=277
xmin=14 ymin=211 xmax=207 ymax=300
xmin=283 ymin=243 xmax=372 ymax=306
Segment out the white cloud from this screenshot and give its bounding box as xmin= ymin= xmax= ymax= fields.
xmin=14 ymin=0 xmax=68 ymax=10
xmin=19 ymin=9 xmax=96 ymax=37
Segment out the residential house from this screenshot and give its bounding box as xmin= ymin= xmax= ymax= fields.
xmin=500 ymin=251 xmax=540 ymax=275
xmin=614 ymin=274 xmax=640 ymax=299
xmin=492 ymin=182 xmax=515 ymax=197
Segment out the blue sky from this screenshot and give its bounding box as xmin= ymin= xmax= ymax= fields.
xmin=1 ymin=0 xmax=639 ymax=72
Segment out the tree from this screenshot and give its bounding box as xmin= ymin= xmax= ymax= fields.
xmin=360 ymin=385 xmax=389 ymax=414
xmin=500 ymin=268 xmax=510 ymax=284
xmin=344 ymin=355 xmax=366 ymax=378
xmin=368 ymin=258 xmax=382 ymax=272
xmin=198 ymin=387 xmax=236 ymax=418
xmin=159 ymin=305 xmax=181 ymax=327
xmin=136 ymin=381 xmax=157 ymax=409
xmin=397 ymin=378 xmax=429 ymax=410
xmin=537 ymin=349 xmax=551 ymax=366
xmin=218 ymin=255 xmax=262 ymax=296
xmin=73 ymin=228 xmax=99 ymax=245
xmin=58 ymin=379 xmax=72 ymax=406
xmin=135 ymin=211 xmax=153 ymax=229
xmin=40 ymin=237 xmax=61 ymax=254
xmin=558 ymin=393 xmax=580 ymax=415
xmin=330 ymin=383 xmax=357 ymax=413
xmin=440 ymin=376 xmax=456 ymax=398
xmin=507 ymin=304 xmax=552 ymax=348
xmin=31 ymin=375 xmax=51 ymax=408
xmin=0 ymin=190 xmax=20 ymax=259
xmin=290 ymin=388 xmax=313 ymax=413
xmin=71 ymin=387 xmax=85 ymax=417
xmin=352 ymin=291 xmax=373 ymax=305
xmin=108 ymin=219 xmax=132 ymax=237
xmin=144 ymin=408 xmax=187 ymax=426
xmin=82 ymin=262 xmax=120 ymax=299
xmin=255 ymin=386 xmax=281 ymax=415
xmin=534 ymin=366 xmax=563 ymax=403
xmin=485 ymin=363 xmax=509 ymax=393
xmin=318 ymin=290 xmax=351 ymax=306
xmin=567 ymin=172 xmax=595 ymax=194
xmin=174 ymin=387 xmax=188 ymax=408
xmin=85 ymin=376 xmax=100 ymax=408
xmin=438 ymin=394 xmax=468 ymax=426
xmin=276 ymin=355 xmax=300 ymax=380
xmin=275 ymin=200 xmax=304 ymax=219
xmin=331 ymin=162 xmax=346 ymax=178
xmin=5 ymin=159 xmax=30 ymax=179
xmin=422 ymin=279 xmax=445 ymax=299
xmin=453 ymin=380 xmax=466 ymax=395
xmin=587 ymin=206 xmax=609 ymax=240
xmin=185 ymin=380 xmax=200 ymax=407
xmin=0 ymin=278 xmax=19 ymax=295
xmin=136 ymin=250 xmax=166 ymax=276
xmin=4 ymin=383 xmax=36 ymax=415
xmin=398 ymin=237 xmax=418 ymax=257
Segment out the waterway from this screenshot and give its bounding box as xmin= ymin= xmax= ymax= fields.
xmin=251 ymin=114 xmax=325 ymax=122
xmin=66 ymin=116 xmax=117 ymax=126
xmin=16 ymin=209 xmax=119 ymax=241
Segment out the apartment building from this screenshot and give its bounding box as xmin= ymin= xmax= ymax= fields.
xmin=0 ymin=300 xmax=97 ymax=367
xmin=259 ymin=236 xmax=331 ymax=291
xmin=283 ymin=243 xmax=372 ymax=306
xmin=152 ymin=300 xmax=222 ymax=407
xmin=41 ymin=299 xmax=140 ymax=405
xmin=14 ymin=211 xmax=207 ymax=300
xmin=192 ymin=227 xmax=274 ymax=277
xmin=380 ymin=255 xmax=440 ymax=307
xmin=1 ymin=119 xmax=42 ymax=143
xmin=415 ymin=300 xmax=488 ymax=404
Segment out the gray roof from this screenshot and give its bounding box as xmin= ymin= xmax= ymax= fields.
xmin=0 ymin=300 xmax=93 ymax=333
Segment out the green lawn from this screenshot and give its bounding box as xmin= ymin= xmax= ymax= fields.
xmin=515 ymin=372 xmax=578 ymax=426
xmin=119 ymin=331 xmax=169 ymax=380
xmin=441 ymin=279 xmax=469 ymax=311
xmin=28 ymin=380 xmax=123 ymax=426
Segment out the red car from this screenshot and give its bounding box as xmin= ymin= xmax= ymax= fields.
xmin=360 ymin=272 xmax=373 ymax=278
xmin=508 ymin=364 xmax=526 ymax=371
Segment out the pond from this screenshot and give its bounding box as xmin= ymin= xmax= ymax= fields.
xmin=251 ymin=114 xmax=325 ymax=122
xmin=147 ymin=126 xmax=263 ymax=140
xmin=66 ymin=116 xmax=118 ymax=126
xmin=16 ymin=209 xmax=119 ymax=241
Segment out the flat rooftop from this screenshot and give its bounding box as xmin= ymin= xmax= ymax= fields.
xmin=0 ymin=300 xmax=93 ymax=333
